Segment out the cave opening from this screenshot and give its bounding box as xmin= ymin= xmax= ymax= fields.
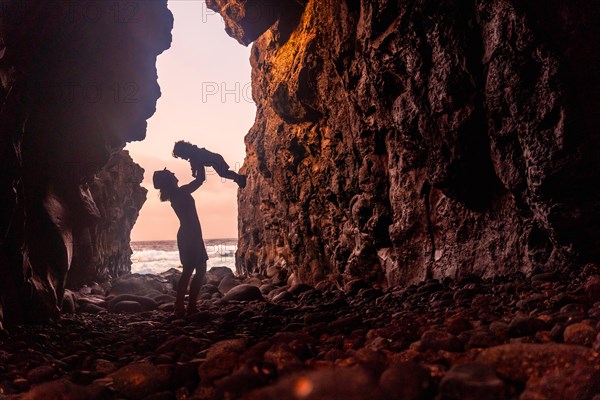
xmin=125 ymin=1 xmax=255 ymax=276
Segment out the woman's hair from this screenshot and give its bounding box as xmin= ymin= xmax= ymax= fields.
xmin=173 ymin=140 xmax=198 ymax=159
xmin=153 ymin=169 xmax=177 ymax=202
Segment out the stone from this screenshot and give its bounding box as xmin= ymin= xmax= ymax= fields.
xmin=272 ymin=290 xmax=293 ymax=302
xmin=205 ymin=339 xmax=248 ymax=360
xmin=476 ymin=343 xmax=599 ymax=384
xmin=152 ymin=294 xmax=176 ymax=304
xmin=78 ymin=303 xmax=105 ymax=314
xmin=594 ymin=333 xmax=600 ymax=352
xmin=108 ymin=363 xmax=169 ymax=399
xmin=108 ymin=294 xmax=158 ymax=312
xmin=582 ymin=263 xmax=600 ymax=277
xmin=445 ymin=316 xmax=473 ymax=335
xmin=223 ymin=284 xmax=264 ymax=302
xmin=438 ymin=363 xmax=506 ymax=400
xmin=92 ymin=359 xmax=118 ymax=375
xmin=25 ymin=365 xmax=56 ymax=384
xmin=206 ymin=267 xmax=235 ymax=286
xmin=214 ymin=365 xmax=271 ymax=400
xmin=244 ymin=277 xmax=263 ymax=287
xmin=507 ymin=315 xmax=548 ymax=338
xmin=419 ymin=330 xmax=463 ymax=352
xmin=563 ymin=323 xmax=597 ymax=347
xmin=144 ymin=392 xmax=177 ymax=400
xmin=198 ymin=352 xmax=238 ymax=382
xmin=110 ymin=301 xmax=143 ymax=314
xmin=263 ymin=343 xmax=304 ymax=373
xmin=327 ymin=315 xmax=363 ymax=333
xmin=531 ymin=272 xmax=559 ymax=282
xmin=156 ymin=335 xmax=207 ymax=355
xmin=61 ymin=290 xmax=77 ymax=314
xmin=585 ymin=276 xmax=600 ymax=303
xmin=19 ymin=380 xmax=106 ymax=400
xmin=218 ymin=275 xmax=240 ymax=295
xmin=289 ymin=283 xmax=314 ymax=296
xmin=243 ymin=366 xmax=384 ymax=400
xmin=378 ymin=362 xmax=433 ymax=400
xmin=520 ymin=362 xmax=600 ymax=400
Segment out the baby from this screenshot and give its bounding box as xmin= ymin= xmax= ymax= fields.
xmin=173 ymin=141 xmax=246 ymax=189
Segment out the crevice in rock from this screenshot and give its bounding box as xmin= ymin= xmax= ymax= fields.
xmin=420 ymin=180 xmax=434 ymax=280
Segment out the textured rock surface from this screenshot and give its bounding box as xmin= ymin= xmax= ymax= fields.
xmin=0 ymin=1 xmax=172 ymax=324
xmin=208 ymin=0 xmax=600 ymax=285
xmin=68 ymin=151 xmax=147 ymax=287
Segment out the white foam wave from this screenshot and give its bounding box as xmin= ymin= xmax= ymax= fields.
xmin=131 ymin=242 xmax=237 ymax=275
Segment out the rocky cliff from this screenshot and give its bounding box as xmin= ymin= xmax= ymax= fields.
xmin=68 ymin=150 xmax=147 ymax=288
xmin=0 ymin=0 xmax=172 ymax=325
xmin=207 ymin=0 xmax=600 ymax=286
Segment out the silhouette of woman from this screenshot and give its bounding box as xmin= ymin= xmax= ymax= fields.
xmin=153 ymin=168 xmax=208 ymax=316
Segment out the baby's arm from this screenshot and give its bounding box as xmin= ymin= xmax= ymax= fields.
xmin=190 ymin=159 xmax=203 ymax=178
xmin=181 ymin=167 xmax=205 ymax=194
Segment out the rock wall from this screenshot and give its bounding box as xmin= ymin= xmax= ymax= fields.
xmin=207 ymin=0 xmax=600 ymax=286
xmin=68 ymin=150 xmax=147 ymax=288
xmin=0 ymin=0 xmax=172 ymax=324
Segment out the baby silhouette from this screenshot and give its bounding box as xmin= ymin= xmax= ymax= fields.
xmin=173 ymin=141 xmax=246 ymax=189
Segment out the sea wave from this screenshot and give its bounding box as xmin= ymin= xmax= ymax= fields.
xmin=131 ymin=240 xmax=237 ymax=275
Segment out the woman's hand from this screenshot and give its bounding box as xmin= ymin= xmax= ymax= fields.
xmin=196 ymin=166 xmax=206 ymax=183
xmin=181 ymin=168 xmax=205 ymax=194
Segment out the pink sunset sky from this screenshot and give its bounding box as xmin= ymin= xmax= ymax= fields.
xmin=127 ymin=0 xmax=255 ymax=241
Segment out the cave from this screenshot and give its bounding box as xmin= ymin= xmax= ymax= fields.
xmin=0 ymin=0 xmax=599 ymax=398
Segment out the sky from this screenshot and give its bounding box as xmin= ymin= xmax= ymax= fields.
xmin=127 ymin=0 xmax=256 ymax=241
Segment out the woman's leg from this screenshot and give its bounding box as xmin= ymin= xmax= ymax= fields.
xmin=187 ymin=261 xmax=206 ymax=314
xmin=175 ymin=267 xmax=193 ymax=315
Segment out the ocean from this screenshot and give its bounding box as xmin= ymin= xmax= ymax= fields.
xmin=131 ymin=239 xmax=238 ymax=275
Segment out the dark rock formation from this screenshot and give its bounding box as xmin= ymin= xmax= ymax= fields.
xmin=207 ymin=0 xmax=600 ymax=285
xmin=68 ymin=151 xmax=147 ymax=288
xmin=0 ymin=1 xmax=172 ymax=324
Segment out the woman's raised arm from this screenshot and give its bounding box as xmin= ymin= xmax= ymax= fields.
xmin=181 ymin=167 xmax=206 ymax=194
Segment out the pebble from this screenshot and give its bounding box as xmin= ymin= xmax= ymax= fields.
xmin=419 ymin=330 xmax=463 ymax=352
xmin=108 ymin=363 xmax=170 ymax=399
xmin=378 ymin=362 xmax=433 ymax=400
xmin=26 ymin=365 xmax=56 ymax=384
xmin=438 ymin=363 xmax=506 ymax=400
xmin=218 ymin=275 xmax=240 ymax=295
xmin=244 ymin=366 xmax=384 ymax=400
xmin=585 ymin=276 xmax=600 ymax=303
xmin=507 ymin=315 xmax=547 ymax=337
xmin=563 ymin=322 xmax=597 ymax=346
xmin=0 ymin=267 xmax=597 ymax=400
xmin=222 ymin=284 xmax=264 ymax=302
xmin=476 ymin=343 xmax=597 ymax=384
xmin=108 ymin=294 xmax=158 ymax=311
xmin=110 ymin=300 xmax=143 ymax=314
